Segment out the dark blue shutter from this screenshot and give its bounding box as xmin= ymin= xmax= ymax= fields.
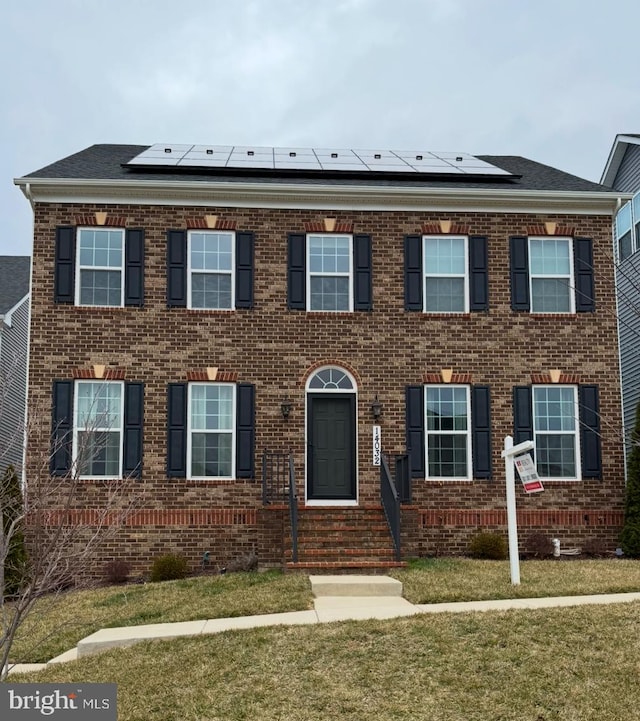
xmin=167 ymin=383 xmax=187 ymax=477
xmin=513 ymin=386 xmax=533 ymax=444
xmin=406 ymin=386 xmax=425 ymax=477
xmin=51 ymin=381 xmax=73 ymax=475
xmin=469 ymin=236 xmax=489 ymax=311
xmin=353 ymin=234 xmax=372 ymax=311
xmin=236 ymin=383 xmax=256 ymax=478
xmin=167 ymin=230 xmax=187 ymax=307
xmin=287 ymin=233 xmax=306 ymax=309
xmin=579 ymin=385 xmax=601 ymax=479
xmin=574 ymin=238 xmax=595 ymax=312
xmin=404 ymin=235 xmax=423 ymax=311
xmin=54 ymin=227 xmax=75 ymax=304
xmin=510 ymin=236 xmax=530 ymax=311
xmin=235 ymin=231 xmax=255 ymax=309
xmin=123 ymin=382 xmax=144 ymax=478
xmin=472 ymin=385 xmax=492 ymax=478
xmin=125 ymin=229 xmax=145 ymax=307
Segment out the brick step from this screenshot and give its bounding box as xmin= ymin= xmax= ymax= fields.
xmin=296 ymin=523 xmax=390 ymax=533
xmin=286 ymin=560 xmax=407 ymax=573
xmin=287 ymin=547 xmax=397 ymax=558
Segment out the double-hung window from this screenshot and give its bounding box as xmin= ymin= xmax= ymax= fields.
xmin=76 ymin=229 xmax=124 ymax=307
xmin=615 ymin=194 xmax=640 ymax=262
xmin=188 ymin=231 xmax=234 ymax=309
xmin=528 ymin=237 xmax=574 ymax=313
xmin=73 ymin=381 xmax=124 ymax=478
xmin=187 ymin=383 xmax=235 ymax=479
xmin=425 ymin=385 xmax=471 ymax=479
xmin=423 ymin=236 xmax=468 ymax=312
xmin=532 ymin=385 xmax=580 ymax=479
xmin=307 ymin=234 xmax=353 ymax=311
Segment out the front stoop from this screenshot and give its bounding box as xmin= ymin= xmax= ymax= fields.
xmin=310 ymin=574 xmax=403 ymax=597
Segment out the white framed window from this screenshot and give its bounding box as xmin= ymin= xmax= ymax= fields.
xmin=425 ymin=385 xmax=471 ymax=479
xmin=423 ymin=236 xmax=468 ymax=312
xmin=73 ymin=380 xmax=124 ymax=478
xmin=76 ymin=228 xmax=124 ymax=307
xmin=307 ymin=234 xmax=353 ymax=311
xmin=533 ymin=385 xmax=580 ymax=480
xmin=187 ymin=383 xmax=236 ymax=479
xmin=528 ymin=237 xmax=574 ymax=313
xmin=188 ymin=231 xmax=235 ymax=309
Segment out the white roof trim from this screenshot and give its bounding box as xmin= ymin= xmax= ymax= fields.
xmin=0 ymin=293 xmax=29 ymax=328
xmin=14 ymin=177 xmax=626 ymax=216
xmin=600 ymin=134 xmax=640 ymax=187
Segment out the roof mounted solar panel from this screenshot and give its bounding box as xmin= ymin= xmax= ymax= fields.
xmin=125 ymin=144 xmax=516 ymax=178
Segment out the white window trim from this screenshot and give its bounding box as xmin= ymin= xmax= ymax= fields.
xmin=424 ymin=384 xmax=472 ymax=481
xmin=422 ymin=235 xmax=469 ymax=313
xmin=187 ymin=230 xmax=236 ymax=311
xmin=187 ymin=382 xmax=236 ymax=480
xmin=306 ymin=234 xmax=354 ymax=312
xmin=532 ymin=384 xmax=581 ymax=481
xmin=75 ymin=227 xmax=125 ymax=308
xmin=528 ymin=236 xmax=575 ymax=314
xmin=73 ymin=380 xmax=124 ymax=479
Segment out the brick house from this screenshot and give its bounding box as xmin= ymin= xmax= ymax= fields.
xmin=15 ymin=144 xmax=626 ymax=574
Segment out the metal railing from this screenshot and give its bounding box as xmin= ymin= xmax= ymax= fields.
xmin=262 ymin=450 xmax=298 ymax=563
xmin=389 ymin=453 xmax=412 ymax=504
xmin=380 ymin=454 xmax=401 ymax=561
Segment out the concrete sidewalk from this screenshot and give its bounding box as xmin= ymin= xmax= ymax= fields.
xmin=7 ymin=580 xmax=640 ymax=677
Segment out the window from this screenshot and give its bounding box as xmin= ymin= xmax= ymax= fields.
xmin=425 ymin=385 xmax=471 ymax=479
xmin=76 ymin=228 xmax=124 ymax=306
xmin=187 ymin=383 xmax=235 ymax=478
xmin=287 ymin=233 xmax=372 ymax=312
xmin=73 ymin=381 xmax=124 ymax=477
xmin=404 ymin=235 xmax=488 ymax=313
xmin=532 ymin=385 xmax=580 ymax=479
xmin=188 ymin=231 xmax=234 ymax=309
xmin=510 ymin=236 xmax=594 ymax=313
xmin=54 ymin=226 xmax=144 ymax=307
xmin=423 ymin=236 xmax=468 ymax=312
xmin=616 ymin=203 xmax=633 ymax=262
xmin=307 ymin=234 xmax=353 ymax=311
xmin=528 ymin=237 xmax=574 ymax=313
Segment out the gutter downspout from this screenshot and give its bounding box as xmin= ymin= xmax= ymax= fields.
xmin=613 ymin=196 xmax=628 ymax=484
xmin=23 ymin=182 xmax=34 ymax=211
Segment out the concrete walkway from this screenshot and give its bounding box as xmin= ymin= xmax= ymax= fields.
xmin=7 ymin=576 xmax=640 ymax=677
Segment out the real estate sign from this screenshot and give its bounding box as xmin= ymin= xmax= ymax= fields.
xmin=514 ymin=453 xmax=544 ymax=493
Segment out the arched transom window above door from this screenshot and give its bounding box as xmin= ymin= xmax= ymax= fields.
xmin=307 ymin=367 xmax=355 ymax=391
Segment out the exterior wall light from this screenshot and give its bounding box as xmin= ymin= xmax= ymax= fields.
xmin=371 ymin=395 xmax=382 ymax=421
xmin=281 ymin=397 xmax=293 ymax=419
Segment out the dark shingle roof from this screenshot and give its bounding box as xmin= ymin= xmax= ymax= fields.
xmin=22 ymin=144 xmax=613 ymax=194
xmin=0 ymin=257 xmax=30 ymax=314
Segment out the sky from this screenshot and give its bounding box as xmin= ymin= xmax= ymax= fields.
xmin=2 ymin=0 xmax=640 ymax=257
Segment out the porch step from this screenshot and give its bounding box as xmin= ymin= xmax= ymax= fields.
xmin=286 ymin=506 xmax=401 ymax=569
xmin=286 ymin=560 xmax=407 ymax=573
xmin=310 ymin=575 xmax=403 ymax=597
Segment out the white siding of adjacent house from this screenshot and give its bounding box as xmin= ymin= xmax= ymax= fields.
xmin=0 ymin=295 xmax=29 ymax=473
xmin=617 ymin=252 xmax=640 ymax=449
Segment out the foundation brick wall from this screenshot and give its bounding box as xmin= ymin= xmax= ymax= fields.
xmin=27 ymin=201 xmax=625 ymax=575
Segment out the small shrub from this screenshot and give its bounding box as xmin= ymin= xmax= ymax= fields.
xmin=104 ymin=560 xmax=131 ymax=584
xmin=1 ymin=464 xmax=29 ymax=597
xmin=468 ymin=532 xmax=508 ymax=560
xmin=622 ymin=401 xmax=640 ymax=557
xmin=149 ymin=553 xmax=189 ymax=582
xmin=525 ymin=532 xmax=554 ymax=559
xmin=582 ymin=538 xmax=609 ymax=558
xmin=224 ymin=550 xmax=258 ymax=573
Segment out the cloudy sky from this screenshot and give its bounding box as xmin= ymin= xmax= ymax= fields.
xmin=2 ymin=0 xmax=639 ymax=256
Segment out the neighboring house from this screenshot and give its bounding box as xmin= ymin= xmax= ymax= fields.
xmin=0 ymin=256 xmax=30 ymax=474
xmin=601 ymin=134 xmax=640 ymax=451
xmin=14 ymin=144 xmax=626 ymax=574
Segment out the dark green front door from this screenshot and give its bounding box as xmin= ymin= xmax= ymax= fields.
xmin=308 ymin=394 xmax=356 ymax=500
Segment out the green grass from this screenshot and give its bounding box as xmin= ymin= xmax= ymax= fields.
xmin=8 ymin=559 xmax=640 ymax=665
xmin=11 ymin=601 xmax=640 ymax=720
xmin=9 ymin=571 xmax=313 ymax=663
xmin=392 ymin=558 xmax=640 ymax=603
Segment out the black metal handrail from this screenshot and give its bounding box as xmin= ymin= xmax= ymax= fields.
xmin=380 ymin=454 xmax=401 ymax=561
xmin=262 ymin=450 xmax=290 ymax=504
xmin=288 ymin=453 xmax=298 ymax=563
xmin=390 ymin=453 xmax=412 ymax=504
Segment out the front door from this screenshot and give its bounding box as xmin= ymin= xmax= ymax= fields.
xmin=307 ymin=394 xmax=356 ymax=500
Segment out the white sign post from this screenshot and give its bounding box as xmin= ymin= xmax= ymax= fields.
xmin=501 ymin=436 xmax=535 ymax=586
xmin=372 ymin=425 xmax=381 ymax=466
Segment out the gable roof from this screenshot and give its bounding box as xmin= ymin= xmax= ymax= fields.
xmin=20 ymin=144 xmax=612 ymax=194
xmin=0 ymin=256 xmax=30 ymax=315
xmin=600 ymin=134 xmax=640 ymax=187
